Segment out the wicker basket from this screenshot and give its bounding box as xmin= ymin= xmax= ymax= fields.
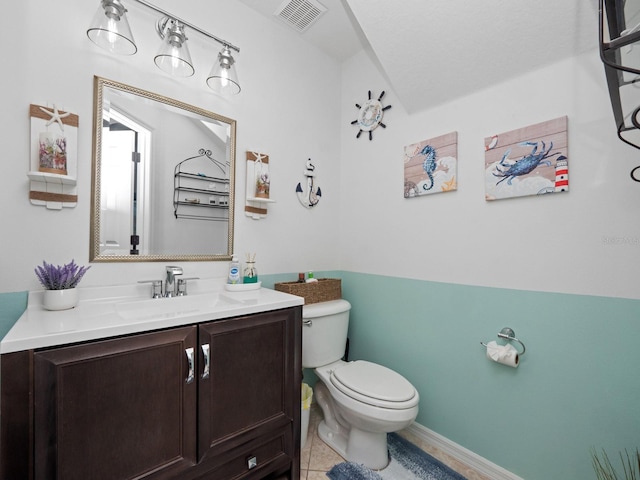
xmin=274 ymin=278 xmax=341 ymax=304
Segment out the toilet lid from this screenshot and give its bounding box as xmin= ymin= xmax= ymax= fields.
xmin=330 ymin=361 xmax=418 ymax=409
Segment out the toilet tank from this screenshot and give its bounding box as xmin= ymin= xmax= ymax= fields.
xmin=302 ymin=299 xmax=351 ymax=368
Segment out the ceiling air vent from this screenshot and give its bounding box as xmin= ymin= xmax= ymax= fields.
xmin=274 ymin=0 xmax=327 ymax=33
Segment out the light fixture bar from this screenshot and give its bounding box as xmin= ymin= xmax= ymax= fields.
xmin=130 ymin=0 xmax=240 ymax=53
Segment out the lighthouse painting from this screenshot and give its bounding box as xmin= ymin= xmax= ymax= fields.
xmin=484 ymin=116 xmax=568 ymax=201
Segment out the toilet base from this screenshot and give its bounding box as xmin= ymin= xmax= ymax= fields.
xmin=315 ymin=382 xmax=390 ymax=470
xmin=317 ymin=419 xmax=348 ymax=459
xmin=318 ymin=420 xmax=389 ymax=470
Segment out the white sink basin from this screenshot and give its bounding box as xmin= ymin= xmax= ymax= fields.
xmin=116 ymin=293 xmax=242 ymax=321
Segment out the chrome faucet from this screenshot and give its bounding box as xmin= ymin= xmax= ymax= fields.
xmin=164 ymin=266 xmax=183 ymax=297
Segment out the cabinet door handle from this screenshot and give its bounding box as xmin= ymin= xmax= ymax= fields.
xmin=201 ymin=343 xmax=210 ymax=379
xmin=185 ymin=347 xmax=195 ymax=384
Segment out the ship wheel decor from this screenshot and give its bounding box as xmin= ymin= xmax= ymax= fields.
xmin=351 ymin=90 xmax=392 ymax=140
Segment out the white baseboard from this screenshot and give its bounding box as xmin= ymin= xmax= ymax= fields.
xmin=406 ymin=422 xmax=524 ymax=480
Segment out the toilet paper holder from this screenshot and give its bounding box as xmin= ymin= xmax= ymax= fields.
xmin=480 ymin=327 xmax=526 ymax=355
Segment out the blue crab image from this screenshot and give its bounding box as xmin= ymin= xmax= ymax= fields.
xmin=493 ymin=141 xmax=565 ymax=186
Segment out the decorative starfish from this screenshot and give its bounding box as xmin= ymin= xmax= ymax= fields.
xmin=39 ymin=104 xmax=71 ymax=132
xmin=251 ymin=151 xmax=267 ymax=162
xmin=441 ymin=177 xmax=457 ymax=192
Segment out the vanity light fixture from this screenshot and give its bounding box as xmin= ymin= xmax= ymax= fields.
xmin=154 ymin=18 xmax=194 ymax=77
xmin=87 ymin=0 xmax=137 ymax=55
xmin=87 ymin=0 xmax=241 ymax=93
xmin=206 ymin=45 xmax=241 ymax=95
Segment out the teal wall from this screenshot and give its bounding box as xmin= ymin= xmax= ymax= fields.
xmin=336 ymin=271 xmax=639 ymax=480
xmin=264 ymin=272 xmax=640 ymax=479
xmin=0 ymin=292 xmax=27 ymax=341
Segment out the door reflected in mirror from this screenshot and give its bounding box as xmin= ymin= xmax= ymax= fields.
xmin=90 ymin=76 xmax=236 ymax=262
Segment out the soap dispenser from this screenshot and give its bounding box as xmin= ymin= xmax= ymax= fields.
xmin=227 ymin=255 xmax=241 ymax=284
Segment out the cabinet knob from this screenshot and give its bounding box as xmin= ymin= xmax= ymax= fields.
xmin=185 ymin=347 xmax=194 ymax=384
xmin=247 ymin=456 xmax=257 ymax=470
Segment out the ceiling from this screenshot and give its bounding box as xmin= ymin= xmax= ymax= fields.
xmin=237 ymin=0 xmax=367 ymax=62
xmin=238 ymin=0 xmax=601 ymax=113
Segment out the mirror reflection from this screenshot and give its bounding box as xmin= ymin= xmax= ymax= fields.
xmin=90 ymin=76 xmax=236 ymax=262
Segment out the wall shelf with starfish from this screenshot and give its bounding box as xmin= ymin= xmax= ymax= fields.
xmin=28 ymin=104 xmax=79 ymax=209
xmin=245 ymin=151 xmax=275 ymax=220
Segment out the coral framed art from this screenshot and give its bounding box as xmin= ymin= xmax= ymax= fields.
xmin=30 ymin=104 xmax=78 ymax=176
xmin=484 ymin=116 xmax=568 ymax=201
xmin=245 ymin=151 xmax=276 ymax=220
xmin=28 ymin=104 xmax=79 ymax=209
xmin=404 ymin=132 xmax=458 ymax=198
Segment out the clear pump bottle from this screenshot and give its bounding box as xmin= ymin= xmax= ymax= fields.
xmin=227 ymin=255 xmax=241 ymax=284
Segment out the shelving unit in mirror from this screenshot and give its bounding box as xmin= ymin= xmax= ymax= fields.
xmin=173 ymin=149 xmax=230 ymax=221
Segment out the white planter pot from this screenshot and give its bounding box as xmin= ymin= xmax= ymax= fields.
xmin=43 ymin=288 xmax=79 ymax=311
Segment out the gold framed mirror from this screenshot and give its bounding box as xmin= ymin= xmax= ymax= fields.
xmin=90 ymin=76 xmax=236 ymax=262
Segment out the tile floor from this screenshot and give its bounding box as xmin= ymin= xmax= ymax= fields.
xmin=300 ymin=403 xmax=492 ymax=480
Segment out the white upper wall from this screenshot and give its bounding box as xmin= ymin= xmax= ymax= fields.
xmin=339 ymin=47 xmax=640 ymax=299
xmin=6 ymin=1 xmax=639 ymax=300
xmin=2 ymin=0 xmax=342 ymax=293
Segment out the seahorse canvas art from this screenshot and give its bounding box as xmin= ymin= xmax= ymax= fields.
xmin=404 ymin=132 xmax=458 ymax=198
xmin=484 ymin=116 xmax=568 ymax=201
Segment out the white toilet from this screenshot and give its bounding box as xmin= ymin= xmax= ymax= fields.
xmin=302 ymin=299 xmax=419 ymax=470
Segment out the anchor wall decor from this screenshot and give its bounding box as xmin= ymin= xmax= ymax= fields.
xmin=296 ymin=158 xmax=321 ymax=208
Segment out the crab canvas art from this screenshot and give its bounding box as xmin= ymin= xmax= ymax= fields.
xmin=484 ymin=116 xmax=568 ymax=201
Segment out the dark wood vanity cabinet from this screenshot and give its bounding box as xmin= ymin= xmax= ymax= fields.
xmin=1 ymin=307 xmax=302 ymax=480
xmin=195 ymin=311 xmax=299 ymax=478
xmin=33 ymin=326 xmax=198 ymax=480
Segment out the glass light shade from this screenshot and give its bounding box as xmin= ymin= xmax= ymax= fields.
xmin=154 ymin=21 xmax=194 ymax=77
xmin=87 ymin=0 xmax=137 ymax=55
xmin=207 ymin=46 xmax=241 ymax=95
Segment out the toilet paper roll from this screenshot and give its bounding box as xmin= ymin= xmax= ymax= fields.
xmin=485 ymin=341 xmax=519 ymax=368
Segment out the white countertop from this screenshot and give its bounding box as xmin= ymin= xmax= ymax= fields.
xmin=1 ymin=280 xmax=304 ymax=354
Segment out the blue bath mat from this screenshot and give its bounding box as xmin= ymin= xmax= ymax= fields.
xmin=326 ymin=433 xmax=468 ymax=480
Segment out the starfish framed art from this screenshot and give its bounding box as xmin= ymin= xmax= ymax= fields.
xmin=28 ymin=104 xmax=79 ymax=209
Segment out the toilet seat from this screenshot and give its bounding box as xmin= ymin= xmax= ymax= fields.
xmin=330 ymin=360 xmax=418 ymax=410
